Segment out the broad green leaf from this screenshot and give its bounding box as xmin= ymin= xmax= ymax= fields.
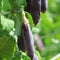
xmin=1 ymin=15 xmax=14 ymax=32
xmin=0 ymin=36 xmax=16 ymax=60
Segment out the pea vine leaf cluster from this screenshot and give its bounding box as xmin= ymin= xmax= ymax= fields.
xmin=0 ymin=0 xmax=32 ymax=60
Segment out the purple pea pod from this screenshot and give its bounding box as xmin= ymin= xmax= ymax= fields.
xmin=25 ymin=0 xmax=41 ymax=25
xmin=21 ymin=22 xmax=39 ymax=60
xmin=18 ymin=34 xmax=26 ymax=52
xmin=41 ymin=0 xmax=48 ymax=13
xmin=22 ymin=23 xmax=34 ymax=59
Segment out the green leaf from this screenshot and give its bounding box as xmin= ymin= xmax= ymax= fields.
xmin=9 ymin=0 xmax=26 ymax=10
xmin=21 ymin=51 xmax=30 ymax=60
xmin=1 ymin=0 xmax=11 ymax=12
xmin=0 ymin=36 xmax=16 ymax=60
xmin=1 ymin=15 xmax=14 ymax=32
xmin=16 ymin=0 xmax=26 ymax=7
xmin=12 ymin=51 xmax=30 ymax=60
xmin=35 ymin=51 xmax=43 ymax=60
xmin=25 ymin=12 xmax=34 ymax=29
xmin=0 ymin=14 xmax=2 ymax=32
xmin=0 ymin=0 xmax=2 ymax=12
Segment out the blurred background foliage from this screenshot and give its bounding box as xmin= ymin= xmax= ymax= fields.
xmin=32 ymin=0 xmax=60 ymax=60
xmin=0 ymin=0 xmax=60 ymax=60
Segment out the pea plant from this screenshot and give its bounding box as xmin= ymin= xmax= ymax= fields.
xmin=0 ymin=0 xmax=47 ymax=60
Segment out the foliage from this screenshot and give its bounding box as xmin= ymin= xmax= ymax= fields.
xmin=0 ymin=0 xmax=60 ymax=60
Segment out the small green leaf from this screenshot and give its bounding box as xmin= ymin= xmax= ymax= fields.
xmin=25 ymin=12 xmax=34 ymax=29
xmin=1 ymin=15 xmax=14 ymax=32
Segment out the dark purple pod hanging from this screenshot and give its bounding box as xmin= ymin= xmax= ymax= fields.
xmin=18 ymin=34 xmax=26 ymax=52
xmin=21 ymin=23 xmax=34 ymax=59
xmin=41 ymin=0 xmax=48 ymax=13
xmin=25 ymin=0 xmax=41 ymax=25
xmin=21 ymin=22 xmax=39 ymax=60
